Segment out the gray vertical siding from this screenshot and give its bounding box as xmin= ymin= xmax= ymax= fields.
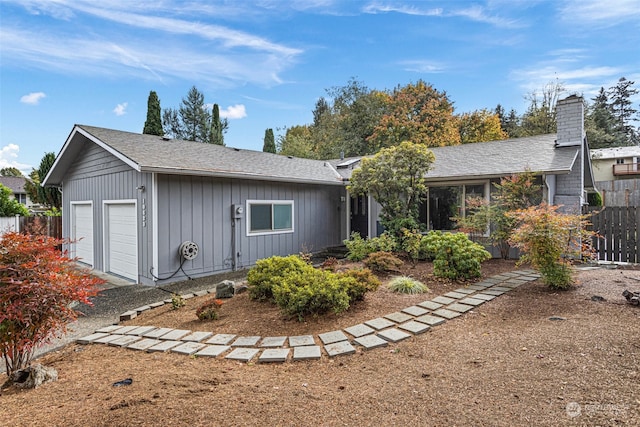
xmin=62 ymin=139 xmax=153 ymax=283
xmin=154 ymin=174 xmax=345 ymax=284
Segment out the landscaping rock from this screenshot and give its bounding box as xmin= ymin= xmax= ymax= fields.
xmin=9 ymin=364 xmax=58 ymax=389
xmin=234 ymin=283 xmax=249 ymax=295
xmin=216 ymin=280 xmax=235 ymax=298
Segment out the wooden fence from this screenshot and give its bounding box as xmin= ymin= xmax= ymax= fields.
xmin=589 ymin=206 xmax=640 ymax=263
xmin=0 ymin=216 xmax=62 ymax=239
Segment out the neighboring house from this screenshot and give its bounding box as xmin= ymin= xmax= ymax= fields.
xmin=590 ymin=146 xmax=640 ymax=206
xmin=43 ymin=95 xmax=594 ymax=285
xmin=0 ymin=176 xmax=34 ymax=208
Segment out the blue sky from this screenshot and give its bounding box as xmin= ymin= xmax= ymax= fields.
xmin=1 ymin=0 xmax=639 ymax=175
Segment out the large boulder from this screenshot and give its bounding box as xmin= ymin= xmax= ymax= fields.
xmin=215 ymin=280 xmax=235 ymax=299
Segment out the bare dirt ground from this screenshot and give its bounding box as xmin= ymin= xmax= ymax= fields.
xmin=1 ymin=259 xmax=639 ymax=426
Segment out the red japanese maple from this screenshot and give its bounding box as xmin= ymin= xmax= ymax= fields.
xmin=0 ymin=232 xmax=103 ymax=377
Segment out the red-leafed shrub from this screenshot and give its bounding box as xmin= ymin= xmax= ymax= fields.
xmin=0 ymin=232 xmax=103 ymax=378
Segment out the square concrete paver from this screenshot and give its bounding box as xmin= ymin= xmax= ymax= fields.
xmin=160 ymin=329 xmax=192 ymax=341
xmin=289 ymin=335 xmax=315 ymax=347
xmin=319 ymin=330 xmax=348 ymax=345
xmin=260 ymin=336 xmax=288 ymax=347
xmin=384 ymin=312 xmax=413 ymax=323
xmin=447 ymin=303 xmax=474 ymax=313
xmin=127 ymin=338 xmax=161 ymax=351
xmin=432 ymin=296 xmax=456 ymax=305
xmin=142 ymin=327 xmax=174 ymax=338
xmin=482 ymin=289 xmax=505 ymax=296
xmin=292 ymin=345 xmax=322 ymax=361
xmin=225 ymin=348 xmax=259 ymax=362
xmin=377 ymin=328 xmax=412 ymax=343
xmin=126 ymin=326 xmax=159 ymax=336
xmin=108 ymin=335 xmax=142 ymax=347
xmin=354 ymin=334 xmax=388 ymax=350
xmin=470 ymin=293 xmax=496 ymax=301
xmin=432 ymin=308 xmax=461 ymax=319
xmin=95 ymin=325 xmax=123 ymax=334
xmin=93 ymin=334 xmax=123 ymax=344
xmin=402 ymin=305 xmax=429 ymax=317
xmin=110 ymin=325 xmax=140 ymax=335
xmin=231 ymin=336 xmax=261 ymax=347
xmin=77 ymin=333 xmax=110 ymax=344
xmin=466 ymin=284 xmax=490 ymax=291
xmin=195 ymin=345 xmax=230 ymax=357
xmin=181 ymin=331 xmax=214 ymax=342
xmin=490 ymin=286 xmax=512 ymax=292
xmin=398 ymin=320 xmax=430 ymax=335
xmin=206 ymin=334 xmax=237 ymax=345
xmin=365 ymin=317 xmax=396 ymax=330
xmin=133 ymin=305 xmax=151 ymax=314
xmin=458 ymin=297 xmax=485 ymax=306
xmin=325 ymin=341 xmax=356 ymax=357
xmin=415 ymin=314 xmax=446 ymax=326
xmin=443 ymin=291 xmax=467 ymax=299
xmin=172 ymin=342 xmax=206 ymax=355
xmin=344 ymin=324 xmax=375 ymax=338
xmin=417 ymin=300 xmax=442 ymax=311
xmin=259 ymin=348 xmax=290 ymax=363
xmin=453 ymin=288 xmax=476 ymax=295
xmin=149 ymin=301 xmax=165 ymax=308
xmin=147 ymin=340 xmax=182 ymax=352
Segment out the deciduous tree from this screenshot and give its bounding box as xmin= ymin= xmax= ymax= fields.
xmin=349 ymin=141 xmax=435 ymax=237
xmin=34 ymin=153 xmax=61 ymax=209
xmin=0 ymin=232 xmax=103 ymax=377
xmin=0 ymin=184 xmax=28 ymax=216
xmin=368 ymin=80 xmax=460 ymax=149
xmin=458 ymin=109 xmax=507 ymax=143
xmin=0 ymin=167 xmax=23 ymax=177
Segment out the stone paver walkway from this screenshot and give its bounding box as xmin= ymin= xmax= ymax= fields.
xmin=77 ymin=270 xmax=540 ymax=363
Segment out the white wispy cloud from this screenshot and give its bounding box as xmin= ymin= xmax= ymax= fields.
xmin=399 ymin=60 xmax=446 ymax=74
xmin=363 ymin=2 xmax=523 ymax=28
xmin=220 ymin=104 xmax=247 ymax=120
xmin=113 ymin=102 xmax=128 ymax=116
xmin=0 ymin=144 xmax=32 ymax=174
xmin=559 ymin=0 xmax=640 ymax=26
xmin=20 ymin=91 xmax=46 ymax=105
xmin=0 ymin=1 xmax=302 ymax=88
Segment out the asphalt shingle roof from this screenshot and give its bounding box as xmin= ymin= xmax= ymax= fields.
xmin=45 ymin=125 xmax=344 ymax=186
xmin=329 ymin=134 xmax=580 ymax=182
xmin=0 ymin=176 xmax=28 ymax=193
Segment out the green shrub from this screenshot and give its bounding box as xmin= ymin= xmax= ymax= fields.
xmin=401 ymin=228 xmax=426 ymax=263
xmin=343 ymin=232 xmax=398 ymax=261
xmin=271 ymin=270 xmax=350 ymax=321
xmin=421 ymin=231 xmax=491 ymax=280
xmin=364 ymin=251 xmax=404 ymax=272
xmin=247 ymin=255 xmax=310 ymax=301
xmin=171 ymin=293 xmax=185 ymax=310
xmin=539 ymin=262 xmax=573 ymax=290
xmin=338 ymin=268 xmax=382 ymax=301
xmin=388 ymin=276 xmax=429 ymax=294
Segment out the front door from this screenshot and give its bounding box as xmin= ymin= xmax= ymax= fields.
xmin=350 ymin=194 xmax=368 ymax=238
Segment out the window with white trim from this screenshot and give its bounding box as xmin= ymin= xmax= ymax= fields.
xmin=247 ymin=200 xmax=294 ymax=235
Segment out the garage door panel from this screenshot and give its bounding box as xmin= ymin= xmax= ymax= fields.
xmin=107 ymin=203 xmax=137 ymax=281
xmin=72 ymin=204 xmax=93 ymax=266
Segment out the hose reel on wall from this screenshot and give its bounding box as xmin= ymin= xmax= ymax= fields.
xmin=150 ymin=241 xmax=199 ymax=282
xmin=179 ymin=241 xmax=199 ymax=261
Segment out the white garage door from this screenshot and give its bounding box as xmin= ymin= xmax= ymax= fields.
xmin=106 ymin=203 xmax=137 ymax=281
xmin=72 ymin=203 xmax=93 ymax=266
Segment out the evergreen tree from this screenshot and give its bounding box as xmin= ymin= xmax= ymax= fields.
xmin=23 ymin=169 xmax=39 ymax=203
xmin=262 ymin=128 xmax=276 ymax=153
xmin=35 ymin=153 xmax=61 ymax=209
xmin=142 ymin=91 xmax=164 ymax=136
xmin=608 ymin=77 xmax=639 ymax=144
xmin=0 ymin=167 xmax=23 ymax=177
xmin=179 ymin=86 xmax=209 ymax=142
xmin=209 ymin=103 xmax=225 ymax=146
xmin=585 ymin=87 xmax=626 ymax=148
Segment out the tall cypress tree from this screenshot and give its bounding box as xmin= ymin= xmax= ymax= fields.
xmin=143 ymin=91 xmax=164 ymax=136
xmin=263 ymin=128 xmax=276 ymax=153
xmin=210 ymin=103 xmax=224 ymax=145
